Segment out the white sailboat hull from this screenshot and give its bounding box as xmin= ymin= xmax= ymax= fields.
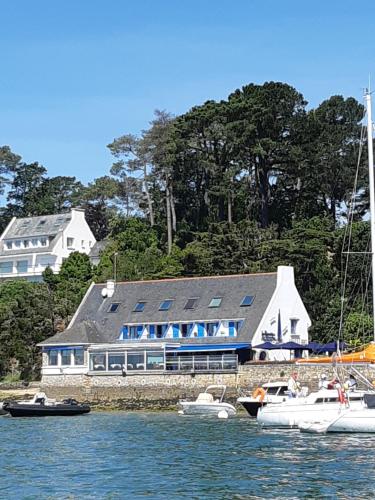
xmin=327 ymin=408 xmax=375 ymax=433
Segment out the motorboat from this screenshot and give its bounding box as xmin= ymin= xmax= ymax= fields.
xmin=0 ymin=402 xmax=8 ymax=416
xmin=3 ymin=392 xmax=91 ymax=417
xmin=178 ymin=385 xmax=236 ymax=418
xmin=257 ymin=387 xmax=365 ymax=428
xmin=237 ymin=381 xmax=292 ymax=417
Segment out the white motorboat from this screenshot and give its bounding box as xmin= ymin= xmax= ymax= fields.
xmin=257 ymin=388 xmax=365 ymax=428
xmin=237 ymin=381 xmax=292 ymax=417
xmin=178 ymin=385 xmax=236 ymax=418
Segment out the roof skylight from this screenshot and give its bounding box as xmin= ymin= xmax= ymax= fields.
xmin=159 ymin=300 xmax=173 ymax=311
xmin=208 ymin=297 xmax=222 ymax=308
xmin=241 ymin=295 xmax=255 ymax=307
xmin=133 ymin=302 xmax=146 ymax=312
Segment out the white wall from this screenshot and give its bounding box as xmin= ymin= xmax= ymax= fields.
xmin=252 ymin=266 xmax=311 ymax=361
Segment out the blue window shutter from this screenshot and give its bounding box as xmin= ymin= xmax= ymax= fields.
xmin=229 ymin=321 xmax=235 ymax=337
xmin=121 ymin=326 xmax=128 ymax=340
xmin=173 ymin=324 xmax=180 ymax=338
xmin=149 ymin=325 xmax=155 ymax=339
xmin=137 ymin=325 xmax=143 ymax=339
xmin=197 ymin=323 xmax=205 ymax=337
xmin=188 ymin=323 xmax=193 ymax=337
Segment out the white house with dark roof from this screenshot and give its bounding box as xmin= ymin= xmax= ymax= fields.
xmin=0 ymin=208 xmax=96 ymax=281
xmin=39 ymin=266 xmax=311 ymax=380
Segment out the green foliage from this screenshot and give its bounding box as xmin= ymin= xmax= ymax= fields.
xmin=0 ymin=281 xmax=53 ymax=378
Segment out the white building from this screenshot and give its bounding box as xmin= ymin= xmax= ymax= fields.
xmin=0 ymin=208 xmax=96 ymax=281
xmin=39 ymin=266 xmax=311 ymax=382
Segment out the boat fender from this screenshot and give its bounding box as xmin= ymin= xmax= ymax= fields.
xmin=252 ymin=387 xmax=266 ymax=402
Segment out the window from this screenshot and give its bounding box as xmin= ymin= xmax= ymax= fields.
xmin=81 ymin=240 xmax=85 ymax=247
xmin=73 ymin=348 xmax=84 ymax=366
xmin=5 ymin=241 xmax=12 ymax=250
xmin=16 ymin=261 xmax=28 ymax=273
xmin=32 ymin=238 xmax=38 ymax=247
xmin=14 ymin=240 xmax=21 ymax=248
xmin=209 ymin=297 xmax=222 ymax=308
xmin=108 ymin=303 xmax=120 ymax=313
xmin=146 ymin=352 xmax=164 ymax=370
xmin=61 ymin=349 xmax=71 ymax=366
xmin=127 ymin=352 xmax=145 ymax=370
xmin=159 ymin=300 xmax=173 ymax=311
xmin=67 ymin=237 xmax=74 ymax=247
xmin=184 ymin=298 xmax=198 ymax=310
xmin=48 ymin=350 xmax=58 ymax=366
xmin=108 ymin=353 xmax=125 ymax=371
xmin=133 ymin=302 xmax=146 ymax=312
xmin=23 ymin=240 xmax=29 ymax=248
xmin=241 ymin=295 xmax=254 ymax=306
xmin=290 ymin=319 xmax=299 ymax=335
xmin=181 ymin=324 xmax=192 ymax=338
xmin=90 ymin=353 xmax=106 ymax=371
xmin=156 ymin=324 xmax=167 ymax=338
xmin=0 ymin=261 xmax=13 ymax=273
xmin=129 ymin=325 xmax=143 ymax=339
xmin=40 ymin=237 xmax=47 ymax=246
xmin=206 ymin=323 xmax=218 ymax=337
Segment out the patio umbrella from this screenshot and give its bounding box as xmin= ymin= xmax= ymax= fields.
xmin=253 ymin=342 xmax=284 ymax=350
xmin=278 ymin=341 xmax=306 ymax=350
xmin=319 ymin=341 xmax=347 ymax=353
xmin=306 ymin=341 xmax=323 ymax=352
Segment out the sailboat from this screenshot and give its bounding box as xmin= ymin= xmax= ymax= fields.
xmin=259 ymin=89 xmax=375 ymax=432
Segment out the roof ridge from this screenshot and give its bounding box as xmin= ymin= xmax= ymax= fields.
xmin=94 ymin=272 xmax=277 ymax=286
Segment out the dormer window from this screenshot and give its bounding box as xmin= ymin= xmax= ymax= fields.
xmin=23 ymin=240 xmax=30 ymax=248
xmin=40 ymin=237 xmax=47 ymax=246
xmin=5 ymin=242 xmax=12 ymax=250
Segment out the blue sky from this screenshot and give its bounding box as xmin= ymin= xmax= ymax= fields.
xmin=1 ymin=0 xmax=374 ymax=184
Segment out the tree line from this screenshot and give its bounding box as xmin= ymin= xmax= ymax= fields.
xmin=0 ymin=81 xmax=372 ymax=379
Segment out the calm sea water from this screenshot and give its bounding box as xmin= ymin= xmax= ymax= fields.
xmin=0 ymin=411 xmax=374 ymax=499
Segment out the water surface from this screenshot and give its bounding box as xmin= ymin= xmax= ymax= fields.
xmin=0 ymin=412 xmax=374 ymax=499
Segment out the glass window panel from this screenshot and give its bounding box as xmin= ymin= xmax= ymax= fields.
xmin=61 ymin=349 xmax=71 ymax=366
xmin=108 ymin=353 xmax=125 ymax=371
xmin=241 ymin=295 xmax=254 ymax=306
xmin=73 ymin=348 xmax=84 ymax=366
xmin=208 ymin=297 xmax=222 ymax=308
xmin=48 ymin=350 xmax=58 ymax=366
xmin=133 ymin=302 xmax=145 ymax=312
xmin=16 ymin=260 xmax=28 ymax=273
xmin=90 ymin=353 xmax=106 ymax=371
xmin=127 ymin=352 xmax=145 ymax=370
xmin=108 ymin=303 xmax=120 ymax=313
xmin=40 ymin=237 xmax=47 ymax=246
xmin=5 ymin=241 xmax=12 ymax=249
xmin=146 ymin=352 xmax=164 ymax=370
xmin=0 ymin=262 xmax=13 ymax=273
xmin=67 ymin=237 xmax=74 ymax=247
xmin=159 ymin=300 xmax=173 ymax=311
xmin=184 ymin=298 xmax=198 ymax=310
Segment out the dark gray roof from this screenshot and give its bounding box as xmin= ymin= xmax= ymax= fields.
xmin=89 ymin=240 xmax=110 ymax=258
xmin=43 ymin=273 xmax=277 ymax=346
xmin=39 ymin=320 xmax=108 ymax=346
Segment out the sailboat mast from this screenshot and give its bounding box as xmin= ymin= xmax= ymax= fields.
xmin=365 ymin=90 xmax=375 ymax=341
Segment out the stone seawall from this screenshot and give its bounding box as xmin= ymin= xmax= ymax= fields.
xmin=41 ymin=363 xmax=375 ymax=410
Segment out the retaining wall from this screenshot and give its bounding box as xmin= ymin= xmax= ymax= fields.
xmin=40 ymin=363 xmax=375 ymax=410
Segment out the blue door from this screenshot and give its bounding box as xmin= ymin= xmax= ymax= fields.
xmin=229 ymin=321 xmax=235 ymax=337
xmin=149 ymin=325 xmax=155 ymax=339
xmin=173 ymin=324 xmax=180 ymax=338
xmin=197 ymin=323 xmax=205 ymax=337
xmin=121 ymin=326 xmax=128 ymax=340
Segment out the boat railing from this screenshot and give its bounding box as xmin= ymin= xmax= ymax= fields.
xmin=165 ymin=354 xmax=238 ymax=372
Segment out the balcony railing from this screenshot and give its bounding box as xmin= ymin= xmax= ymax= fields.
xmin=165 ymin=354 xmax=238 ymax=372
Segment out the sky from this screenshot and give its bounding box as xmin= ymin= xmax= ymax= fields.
xmin=1 ymin=0 xmax=375 ymax=184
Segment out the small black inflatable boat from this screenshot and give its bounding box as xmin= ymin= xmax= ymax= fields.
xmin=3 ymin=393 xmax=91 ymax=417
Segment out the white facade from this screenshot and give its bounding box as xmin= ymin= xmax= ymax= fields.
xmin=252 ymin=266 xmax=311 ymax=361
xmin=0 ymin=208 xmax=96 ymax=281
